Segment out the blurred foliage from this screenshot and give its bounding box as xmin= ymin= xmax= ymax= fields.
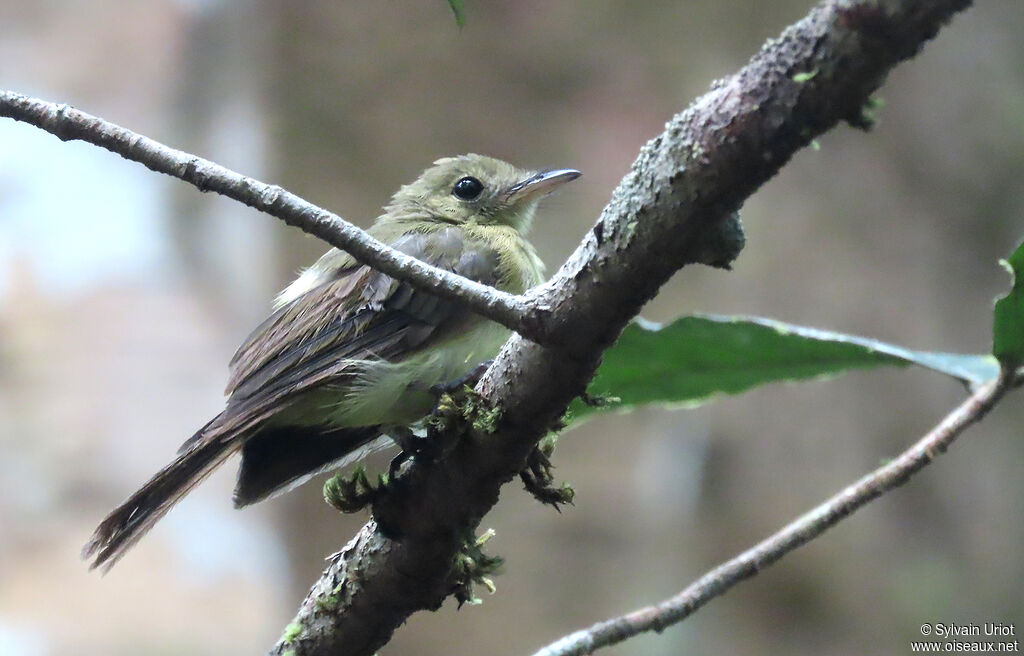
xmin=447 ymin=0 xmax=465 ymax=27
xmin=993 ymin=239 xmax=1024 ymax=365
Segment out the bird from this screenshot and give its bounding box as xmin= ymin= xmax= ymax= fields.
xmin=82 ymin=154 xmax=580 ymax=571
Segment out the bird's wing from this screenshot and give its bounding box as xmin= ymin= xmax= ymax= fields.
xmin=183 ymin=227 xmax=500 ymax=449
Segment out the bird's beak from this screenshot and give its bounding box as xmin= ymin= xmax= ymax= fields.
xmin=505 ymin=168 xmax=581 ymax=203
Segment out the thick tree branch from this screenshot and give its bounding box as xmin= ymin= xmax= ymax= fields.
xmin=531 ymin=366 xmax=1016 ymax=656
xmin=0 ymin=90 xmax=534 ymax=338
xmin=264 ymin=1 xmax=974 ymax=655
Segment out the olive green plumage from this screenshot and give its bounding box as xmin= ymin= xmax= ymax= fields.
xmin=83 ymin=154 xmax=580 ymax=570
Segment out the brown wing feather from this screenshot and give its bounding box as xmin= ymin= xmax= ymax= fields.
xmin=177 ymin=228 xmax=497 ymax=454
xmin=226 ymin=228 xmax=490 ymax=397
xmin=225 ymin=265 xmax=372 ymax=395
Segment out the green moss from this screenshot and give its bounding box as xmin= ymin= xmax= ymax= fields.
xmin=316 ymin=577 xmax=348 ymax=611
xmin=282 ymin=622 xmax=303 ymax=644
xmin=469 ymin=402 xmax=502 ymax=434
xmin=315 ymin=593 xmax=339 ymax=611
xmin=850 ymin=95 xmax=884 ymax=130
xmin=792 ymin=68 xmax=818 ymax=83
xmin=451 ymin=529 xmax=505 ymax=607
xmin=426 ymin=386 xmax=503 ymax=440
xmin=474 ymin=527 xmax=496 ymax=547
xmin=323 ymin=466 xmax=380 ymax=513
xmin=519 ymin=437 xmax=575 ymax=509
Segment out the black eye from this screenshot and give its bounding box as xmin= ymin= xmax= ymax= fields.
xmin=452 ymin=176 xmax=484 ymax=200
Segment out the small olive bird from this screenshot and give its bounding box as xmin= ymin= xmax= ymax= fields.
xmin=84 ymin=154 xmax=580 ymax=570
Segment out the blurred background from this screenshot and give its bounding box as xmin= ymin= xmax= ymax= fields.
xmin=1 ymin=1 xmax=1022 ymax=654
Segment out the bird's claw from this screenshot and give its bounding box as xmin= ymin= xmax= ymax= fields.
xmin=428 ymin=359 xmax=494 ymax=398
xmin=385 ymin=425 xmax=439 ymax=481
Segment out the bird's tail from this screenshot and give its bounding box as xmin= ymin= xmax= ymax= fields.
xmin=82 ymin=421 xmax=240 ymax=572
xmin=233 ymin=424 xmax=386 ymax=506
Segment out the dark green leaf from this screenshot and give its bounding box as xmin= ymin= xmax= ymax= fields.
xmin=447 ymin=0 xmax=465 ymax=27
xmin=993 ymin=240 xmax=1024 ymax=366
xmin=569 ymin=315 xmax=998 ymax=425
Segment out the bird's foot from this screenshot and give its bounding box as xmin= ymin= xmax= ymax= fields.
xmin=428 ymin=359 xmax=494 ymax=398
xmin=519 ymin=435 xmax=575 ymax=510
xmin=385 ymin=425 xmax=434 ymax=481
xmin=376 ymin=361 xmax=499 ymax=476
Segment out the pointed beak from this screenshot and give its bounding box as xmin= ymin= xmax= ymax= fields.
xmin=505 ymin=168 xmax=581 ymax=203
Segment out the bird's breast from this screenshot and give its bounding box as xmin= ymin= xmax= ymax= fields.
xmin=317 ymin=320 xmax=512 ymax=428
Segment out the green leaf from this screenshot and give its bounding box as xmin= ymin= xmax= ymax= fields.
xmin=993 ymin=240 xmax=1024 ymax=366
xmin=569 ymin=315 xmax=998 ymax=425
xmin=447 ymin=0 xmax=465 ymax=27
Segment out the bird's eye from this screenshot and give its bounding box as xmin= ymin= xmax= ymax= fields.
xmin=452 ymin=176 xmax=484 ymax=200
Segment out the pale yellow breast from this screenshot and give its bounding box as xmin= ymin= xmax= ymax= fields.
xmin=316 ymin=319 xmax=511 ymax=428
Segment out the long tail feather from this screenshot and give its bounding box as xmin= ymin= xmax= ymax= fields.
xmin=82 ymin=426 xmax=240 ymax=572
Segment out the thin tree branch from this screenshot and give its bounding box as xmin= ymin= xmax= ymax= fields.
xmin=0 ymin=90 xmax=534 ymax=338
xmin=264 ymin=1 xmax=975 ymax=655
xmin=531 ymin=366 xmax=1016 ymax=656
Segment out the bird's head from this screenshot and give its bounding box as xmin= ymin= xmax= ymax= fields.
xmin=385 ymin=154 xmax=580 ymax=234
